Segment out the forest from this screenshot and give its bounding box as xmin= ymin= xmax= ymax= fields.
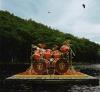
xmin=0 ymin=10 xmax=100 ymax=64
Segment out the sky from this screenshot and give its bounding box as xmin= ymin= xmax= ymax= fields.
xmin=0 ymin=0 xmax=100 ymax=44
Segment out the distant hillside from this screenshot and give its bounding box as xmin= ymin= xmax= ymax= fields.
xmin=0 ymin=10 xmax=100 ymax=63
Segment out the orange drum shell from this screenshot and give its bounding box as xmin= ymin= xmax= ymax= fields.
xmin=53 ymin=50 xmax=61 ymax=59
xmin=44 ymin=50 xmax=52 ymax=59
xmin=55 ymin=60 xmax=69 ymax=74
xmin=44 ymin=53 xmax=51 ymax=59
xmin=34 ymin=54 xmax=40 ymax=61
xmin=60 ymin=45 xmax=69 ymax=53
xmin=34 ymin=50 xmax=41 ymax=61
xmin=33 ymin=61 xmax=47 ymax=74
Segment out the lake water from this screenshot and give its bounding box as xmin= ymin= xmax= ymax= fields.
xmin=0 ymin=64 xmax=100 ymax=92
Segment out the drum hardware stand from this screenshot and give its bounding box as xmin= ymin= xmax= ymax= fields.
xmin=29 ymin=44 xmax=35 ymax=74
xmin=63 ymin=39 xmax=75 ymax=72
xmin=67 ymin=48 xmax=76 ymax=72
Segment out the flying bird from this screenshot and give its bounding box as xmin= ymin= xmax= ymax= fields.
xmin=48 ymin=11 xmax=51 ymax=13
xmin=82 ymin=4 xmax=85 ymax=8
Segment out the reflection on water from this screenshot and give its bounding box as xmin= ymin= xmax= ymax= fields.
xmin=0 ymin=64 xmax=100 ymax=92
xmin=1 ymin=83 xmax=100 ymax=92
xmin=71 ymin=85 xmax=100 ymax=92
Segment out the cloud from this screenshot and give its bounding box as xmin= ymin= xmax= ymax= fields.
xmin=0 ymin=1 xmax=1 ymax=7
xmin=84 ymin=0 xmax=100 ymax=24
xmin=70 ymin=20 xmax=100 ymax=43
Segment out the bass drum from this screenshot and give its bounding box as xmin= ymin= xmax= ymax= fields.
xmin=33 ymin=60 xmax=47 ymax=75
xmin=55 ymin=59 xmax=69 ymax=74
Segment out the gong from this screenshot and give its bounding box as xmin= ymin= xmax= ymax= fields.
xmin=55 ymin=59 xmax=69 ymax=74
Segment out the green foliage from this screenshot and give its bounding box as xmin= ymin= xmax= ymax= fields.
xmin=0 ymin=10 xmax=100 ymax=63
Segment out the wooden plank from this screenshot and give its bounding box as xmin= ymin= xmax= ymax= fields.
xmin=7 ymin=74 xmax=96 ymax=79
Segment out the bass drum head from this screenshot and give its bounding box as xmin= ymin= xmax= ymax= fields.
xmin=33 ymin=60 xmax=47 ymax=74
xmin=55 ymin=59 xmax=69 ymax=74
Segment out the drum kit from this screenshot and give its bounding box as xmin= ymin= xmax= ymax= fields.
xmin=30 ymin=41 xmax=74 ymax=75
